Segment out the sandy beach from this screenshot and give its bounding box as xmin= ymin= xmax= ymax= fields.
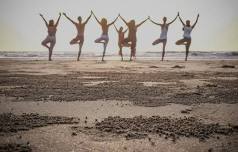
xmin=0 ymin=59 xmax=238 ymax=152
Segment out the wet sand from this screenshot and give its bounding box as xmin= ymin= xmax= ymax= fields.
xmin=0 ymin=59 xmax=238 ymax=152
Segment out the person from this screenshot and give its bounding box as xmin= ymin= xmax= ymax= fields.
xmin=91 ymin=11 xmax=119 ymax=61
xmin=176 ymin=13 xmax=199 ymax=61
xmin=63 ymin=12 xmax=92 ymax=61
xmin=40 ymin=13 xmax=61 ymax=61
xmin=149 ymin=13 xmax=178 ymax=61
xmin=119 ymin=15 xmax=149 ymax=61
xmin=113 ymin=24 xmax=129 ymax=61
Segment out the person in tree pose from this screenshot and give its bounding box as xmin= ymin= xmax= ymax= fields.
xmin=176 ymin=13 xmax=199 ymax=61
xmin=113 ymin=24 xmax=129 ymax=61
xmin=63 ymin=12 xmax=92 ymax=61
xmin=119 ymin=15 xmax=149 ymax=61
xmin=40 ymin=13 xmax=61 ymax=61
xmin=149 ymin=13 xmax=178 ymax=61
xmin=91 ymin=11 xmax=119 ymax=61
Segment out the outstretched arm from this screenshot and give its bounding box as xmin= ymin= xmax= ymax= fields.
xmin=149 ymin=17 xmax=162 ymax=26
xmin=55 ymin=13 xmax=61 ymax=27
xmin=192 ymin=14 xmax=199 ymax=29
xmin=63 ymin=13 xmax=76 ymax=24
xmin=91 ymin=11 xmax=101 ymax=25
xmin=40 ymin=14 xmax=48 ymax=27
xmin=168 ymin=13 xmax=179 ymax=25
xmin=119 ymin=15 xmax=128 ymax=26
xmin=108 ymin=15 xmax=119 ymax=26
xmin=113 ymin=24 xmax=119 ymax=33
xmin=83 ymin=12 xmax=92 ymax=24
xmin=136 ymin=17 xmax=149 ymax=28
xmin=178 ymin=13 xmax=185 ymax=26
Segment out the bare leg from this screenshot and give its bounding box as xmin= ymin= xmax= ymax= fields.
xmin=41 ymin=39 xmax=50 ymax=49
xmin=77 ymin=43 xmax=83 ymax=61
xmin=176 ymin=38 xmax=191 ymax=61
xmin=161 ymin=40 xmax=167 ymax=61
xmin=152 ymin=38 xmax=162 ymax=46
xmin=120 ymin=47 xmax=123 ymax=61
xmin=48 ymin=42 xmax=55 ymax=61
xmin=176 ymin=38 xmax=187 ymax=45
xmin=70 ymin=39 xmax=79 ymax=45
xmin=102 ymin=42 xmax=107 ymax=61
xmin=70 ymin=36 xmax=81 ymax=45
xmin=185 ymin=42 xmax=191 ymax=61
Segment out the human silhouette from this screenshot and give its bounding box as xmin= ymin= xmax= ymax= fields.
xmin=40 ymin=13 xmax=61 ymax=61
xmin=113 ymin=24 xmax=129 ymax=61
xmin=119 ymin=15 xmax=149 ymax=61
xmin=91 ymin=11 xmax=119 ymax=61
xmin=63 ymin=12 xmax=92 ymax=61
xmin=149 ymin=13 xmax=178 ymax=61
xmin=176 ymin=13 xmax=199 ymax=61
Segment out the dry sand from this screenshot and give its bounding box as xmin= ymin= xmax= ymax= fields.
xmin=0 ymin=59 xmax=238 ymax=152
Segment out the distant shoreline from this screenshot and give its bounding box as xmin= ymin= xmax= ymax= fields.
xmin=0 ymin=50 xmax=237 ymax=60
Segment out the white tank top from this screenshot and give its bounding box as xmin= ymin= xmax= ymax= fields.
xmin=183 ymin=26 xmax=192 ymax=39
xmin=160 ymin=25 xmax=168 ymax=40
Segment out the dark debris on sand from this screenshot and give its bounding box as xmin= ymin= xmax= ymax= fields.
xmin=0 ymin=71 xmax=237 ymax=106
xmin=221 ymin=65 xmax=235 ymax=68
xmin=0 ymin=142 xmax=32 ymax=152
xmin=0 ymin=113 xmax=79 ymax=135
xmin=171 ymin=65 xmax=185 ymax=68
xmin=94 ymin=116 xmax=236 ymax=140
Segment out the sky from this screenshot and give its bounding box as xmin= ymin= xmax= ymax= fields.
xmin=0 ymin=0 xmax=238 ymax=54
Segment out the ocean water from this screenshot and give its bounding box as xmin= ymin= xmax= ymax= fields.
xmin=0 ymin=51 xmax=237 ymax=60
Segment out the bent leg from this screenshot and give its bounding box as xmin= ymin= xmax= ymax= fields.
xmin=41 ymin=37 xmax=50 ymax=49
xmin=95 ymin=37 xmax=105 ymax=44
xmin=152 ymin=38 xmax=162 ymax=45
xmin=70 ymin=37 xmax=79 ymax=45
xmin=176 ymin=38 xmax=187 ymax=45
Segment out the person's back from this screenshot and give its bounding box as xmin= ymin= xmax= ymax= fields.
xmin=128 ymin=24 xmax=137 ymax=41
xmin=48 ymin=25 xmax=57 ymax=36
xmin=118 ymin=31 xmax=125 ymax=43
xmin=75 ymin=23 xmax=86 ymax=36
xmin=101 ymin=24 xmax=109 ymax=35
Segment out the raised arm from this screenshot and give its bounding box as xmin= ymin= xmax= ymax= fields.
xmin=149 ymin=17 xmax=162 ymax=26
xmin=136 ymin=17 xmax=149 ymax=28
xmin=119 ymin=15 xmax=129 ymax=26
xmin=108 ymin=15 xmax=119 ymax=26
xmin=178 ymin=13 xmax=185 ymax=26
xmin=55 ymin=13 xmax=61 ymax=27
xmin=91 ymin=11 xmax=101 ymax=25
xmin=113 ymin=24 xmax=119 ymax=33
xmin=63 ymin=13 xmax=76 ymax=24
xmin=83 ymin=12 xmax=92 ymax=24
xmin=40 ymin=14 xmax=48 ymax=27
xmin=168 ymin=13 xmax=179 ymax=25
xmin=192 ymin=14 xmax=199 ymax=29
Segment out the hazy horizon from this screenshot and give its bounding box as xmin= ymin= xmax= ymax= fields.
xmin=0 ymin=0 xmax=238 ymax=53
